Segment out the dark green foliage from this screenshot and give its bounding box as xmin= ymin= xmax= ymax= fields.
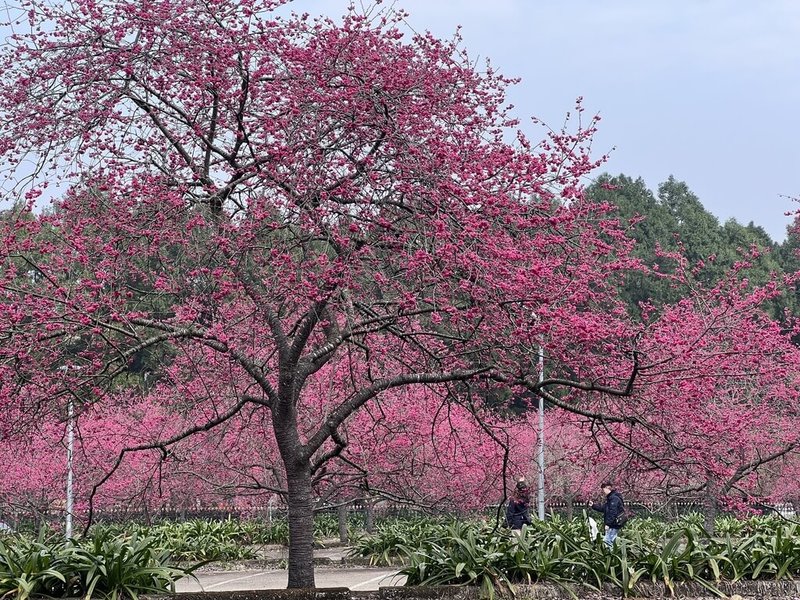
xmin=0 ymin=514 xmax=368 ymax=598
xmin=0 ymin=530 xmax=193 ymax=599
xmin=89 ymin=514 xmax=362 ymax=561
xmin=349 ymin=515 xmax=452 ymax=566
xmin=586 ymin=174 xmax=791 ymax=321
xmin=314 ymin=511 xmax=365 ymax=541
xmin=586 ymin=174 xmax=684 ymax=310
xmin=90 ymin=519 xmax=260 ymax=562
xmin=353 ymin=513 xmax=800 ymax=599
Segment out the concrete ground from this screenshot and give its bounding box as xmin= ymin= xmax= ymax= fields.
xmin=176 ymin=568 xmax=405 ymax=592
xmin=175 ymin=542 xmax=406 ymax=592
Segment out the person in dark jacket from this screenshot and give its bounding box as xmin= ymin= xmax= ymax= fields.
xmin=505 ymin=478 xmax=532 ymax=532
xmin=588 ymin=481 xmax=625 ymax=547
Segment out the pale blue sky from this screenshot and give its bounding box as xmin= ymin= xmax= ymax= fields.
xmin=301 ymin=0 xmax=800 ymax=242
xmin=3 ymin=1 xmax=798 ymax=241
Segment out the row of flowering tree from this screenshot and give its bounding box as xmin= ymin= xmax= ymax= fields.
xmin=1 ymin=0 xmax=799 ymax=587
xmin=0 ymin=386 xmax=540 ymax=520
xmin=4 ymin=383 xmax=798 ymax=522
xmin=2 ymin=377 xmax=798 ymax=532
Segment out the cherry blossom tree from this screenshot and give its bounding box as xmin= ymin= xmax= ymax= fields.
xmin=2 ymin=0 xmax=797 ymax=586
xmin=536 ymin=262 xmax=800 ymax=529
xmin=0 ymin=0 xmax=643 ymax=585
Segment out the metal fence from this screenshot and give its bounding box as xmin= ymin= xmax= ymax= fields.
xmin=1 ymin=498 xmax=796 ymax=535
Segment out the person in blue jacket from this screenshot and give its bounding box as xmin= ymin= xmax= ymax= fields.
xmin=589 ymin=481 xmax=625 ymax=547
xmin=505 ymin=478 xmax=532 ymax=532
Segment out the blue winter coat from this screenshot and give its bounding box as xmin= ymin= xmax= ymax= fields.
xmin=591 ymin=490 xmax=625 ymax=528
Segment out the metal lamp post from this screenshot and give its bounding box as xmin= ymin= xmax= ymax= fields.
xmin=66 ymin=398 xmax=75 ymax=539
xmin=58 ymin=364 xmax=76 ymax=539
xmin=537 ymin=344 xmax=545 ymax=520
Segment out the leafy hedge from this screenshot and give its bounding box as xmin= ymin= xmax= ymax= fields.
xmin=0 ymin=530 xmax=194 ymax=600
xmin=90 ymin=513 xmax=360 ymax=561
xmin=0 ymin=513 xmax=364 ymax=598
xmin=350 ymin=512 xmax=800 ymax=598
xmin=91 ymin=519 xmax=262 ymax=561
xmin=7 ymin=512 xmax=795 ymax=598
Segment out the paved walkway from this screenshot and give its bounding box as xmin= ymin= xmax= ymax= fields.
xmin=175 ymin=542 xmax=406 ymax=592
xmin=176 ymin=568 xmax=404 ymax=592
xmin=254 ymin=543 xmax=354 ymax=562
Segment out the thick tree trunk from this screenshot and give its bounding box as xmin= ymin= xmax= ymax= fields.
xmin=274 ymin=375 xmax=317 ymax=588
xmin=563 ymin=486 xmax=575 ymax=520
xmin=286 ymin=466 xmax=316 ymax=588
xmin=337 ymin=503 xmax=349 ymax=544
xmin=364 ymin=498 xmax=374 ymax=534
xmin=703 ymin=482 xmax=718 ymax=534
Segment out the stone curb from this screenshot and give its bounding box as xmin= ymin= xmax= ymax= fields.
xmin=133 ymin=579 xmax=800 ymax=600
xmin=36 ymin=577 xmax=795 ymax=600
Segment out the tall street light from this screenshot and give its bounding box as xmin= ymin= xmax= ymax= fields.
xmin=59 ymin=364 xmax=76 ymax=539
xmin=537 ymin=344 xmax=545 ymax=520
xmin=66 ymin=398 xmax=75 ymax=539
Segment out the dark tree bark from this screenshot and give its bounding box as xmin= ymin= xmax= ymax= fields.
xmin=337 ymin=504 xmax=349 ymax=544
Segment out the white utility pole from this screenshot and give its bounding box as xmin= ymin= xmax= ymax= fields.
xmin=537 ymin=344 xmax=545 ymax=520
xmin=59 ymin=364 xmax=77 ymax=539
xmin=65 ymin=397 xmax=75 ymax=539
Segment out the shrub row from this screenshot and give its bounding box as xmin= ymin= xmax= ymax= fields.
xmin=349 ymin=513 xmax=800 ymax=598
xmin=0 ymin=513 xmax=362 ymax=598
xmin=90 ymin=512 xmax=361 ymax=561
xmin=0 ymin=530 xmax=193 ymax=600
